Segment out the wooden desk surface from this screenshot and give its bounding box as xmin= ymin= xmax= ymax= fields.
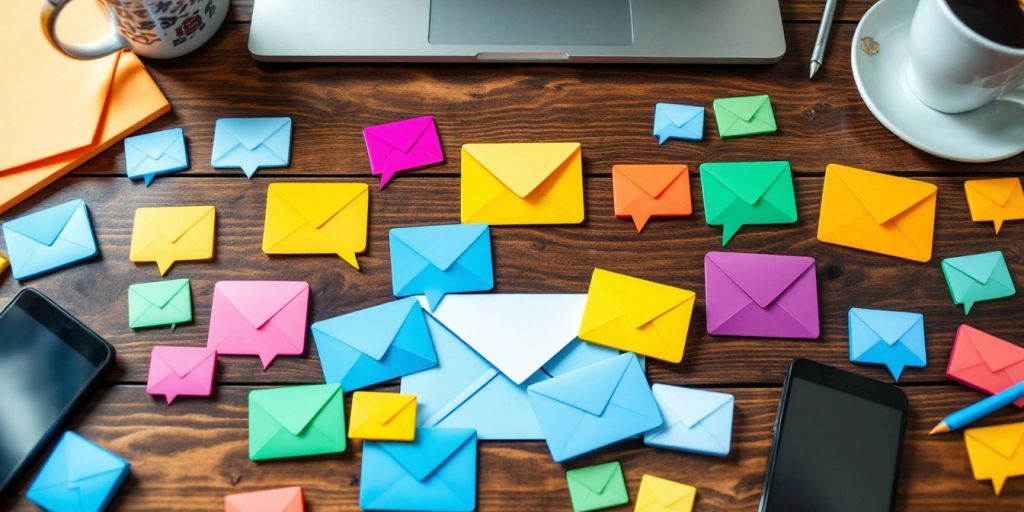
xmin=4 ymin=0 xmax=1024 ymax=509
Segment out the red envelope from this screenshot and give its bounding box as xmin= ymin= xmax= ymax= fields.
xmin=612 ymin=164 xmax=692 ymax=232
xmin=947 ymin=324 xmax=1024 ymax=407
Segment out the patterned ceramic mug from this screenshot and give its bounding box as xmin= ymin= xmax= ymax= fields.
xmin=41 ymin=0 xmax=229 ymax=60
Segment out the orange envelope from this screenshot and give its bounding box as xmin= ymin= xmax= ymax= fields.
xmin=225 ymin=487 xmax=304 ymax=512
xmin=965 ymin=178 xmax=1024 ymax=234
xmin=612 ymin=164 xmax=692 ymax=232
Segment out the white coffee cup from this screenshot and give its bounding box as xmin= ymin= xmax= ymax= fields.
xmin=41 ymin=0 xmax=229 ymax=60
xmin=906 ymin=0 xmax=1024 ymax=113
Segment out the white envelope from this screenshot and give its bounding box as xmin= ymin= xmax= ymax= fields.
xmin=643 ymin=384 xmax=734 ymax=457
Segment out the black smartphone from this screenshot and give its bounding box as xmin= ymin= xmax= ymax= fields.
xmin=759 ymin=359 xmax=908 ymax=512
xmin=0 ymin=289 xmax=115 ymax=495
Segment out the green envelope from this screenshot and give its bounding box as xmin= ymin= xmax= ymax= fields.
xmin=248 ymin=383 xmax=346 ymax=461
xmin=127 ymin=278 xmax=192 ymax=329
xmin=713 ymin=94 xmax=777 ymax=138
xmin=566 ymin=461 xmax=629 ymax=512
xmin=941 ymin=251 xmax=1016 ymax=315
xmin=700 ymin=161 xmax=798 ymax=245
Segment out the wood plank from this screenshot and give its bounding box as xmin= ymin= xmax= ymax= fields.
xmin=2 ymin=176 xmax=1022 ymax=386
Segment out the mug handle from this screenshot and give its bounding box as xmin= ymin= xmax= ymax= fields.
xmin=41 ymin=0 xmax=128 ymax=60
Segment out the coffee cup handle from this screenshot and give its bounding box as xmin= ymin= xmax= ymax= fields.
xmin=41 ymin=0 xmax=129 ymax=60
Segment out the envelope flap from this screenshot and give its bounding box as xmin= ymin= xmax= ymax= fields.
xmin=217 ymin=281 xmax=309 ymax=329
xmin=392 ymin=224 xmax=488 ymax=271
xmin=851 ymin=309 xmax=923 ymax=347
xmin=962 ymin=327 xmax=1024 ymax=372
xmin=62 ymin=433 xmax=126 ymax=486
xmin=650 ymin=479 xmax=695 ymax=506
xmin=530 ymin=353 xmax=631 ymax=416
xmin=133 ymin=278 xmax=190 ymax=309
xmin=967 ymin=424 xmax=1024 ymax=459
xmin=360 ymin=393 xmax=416 ymax=424
xmin=656 ymin=385 xmax=733 ymax=428
xmin=618 ymin=165 xmax=687 ymax=198
xmin=252 ymin=384 xmax=340 ymax=435
xmin=660 ymin=104 xmax=703 ymax=127
xmin=156 ymin=347 xmax=215 ymax=379
xmin=946 ymin=252 xmax=1004 ymax=284
xmin=595 ymin=269 xmax=694 ymax=328
xmin=569 ymin=463 xmax=620 ymax=495
xmin=141 ymin=206 xmax=213 ymax=243
xmin=830 ymin=165 xmax=936 ymax=224
xmin=270 ymin=183 xmax=367 ymax=229
xmin=312 ymin=298 xmax=419 ymax=360
xmin=369 ymin=116 xmax=434 ymax=153
xmin=706 ymin=163 xmax=786 ymax=205
xmin=128 ymin=128 xmax=183 ymax=160
xmin=464 ymin=143 xmax=580 ymax=198
xmin=5 ymin=199 xmax=84 ymax=246
xmin=717 ymin=95 xmax=769 ymax=122
xmin=378 ymin=428 xmax=475 ymax=481
xmin=707 ymin=252 xmax=814 ymax=308
xmin=222 ymin=117 xmax=290 ymax=150
xmin=968 ymin=178 xmax=1019 ymax=207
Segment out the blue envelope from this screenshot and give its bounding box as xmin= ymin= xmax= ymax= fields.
xmin=390 ymin=224 xmax=494 ymax=310
xmin=528 ymin=353 xmax=663 ymax=462
xmin=644 ymin=384 xmax=734 ymax=457
xmin=3 ymin=199 xmax=98 ymax=280
xmin=124 ymin=127 xmax=189 ymax=186
xmin=211 ymin=117 xmax=292 ymax=178
xmin=942 ymin=251 xmax=1016 ymax=315
xmin=27 ymin=431 xmax=130 ymax=512
xmin=653 ymin=103 xmax=704 ymax=144
xmin=312 ymin=297 xmax=437 ymax=392
xmin=360 ymin=427 xmax=477 ymax=512
xmin=848 ymin=308 xmax=927 ymax=381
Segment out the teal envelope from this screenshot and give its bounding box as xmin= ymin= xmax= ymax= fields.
xmin=248 ymin=383 xmax=346 ymax=461
xmin=712 ymin=94 xmax=777 ymax=138
xmin=942 ymin=251 xmax=1016 ymax=314
xmin=700 ymin=161 xmax=797 ymax=245
xmin=128 ymin=278 xmax=192 ymax=329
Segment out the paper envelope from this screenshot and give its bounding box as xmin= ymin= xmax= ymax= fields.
xmin=612 ymin=164 xmax=692 ymax=232
xmin=704 ymin=251 xmax=820 ymax=339
xmin=130 ymin=205 xmax=215 ymax=275
xmin=313 ymin=297 xmax=437 ymax=391
xmin=364 ymin=115 xmax=444 ymax=188
xmin=653 ymin=103 xmax=704 ymax=144
xmin=579 ymin=268 xmax=695 ymax=363
xmin=26 ymin=431 xmax=130 ymax=512
xmin=461 ymin=142 xmax=585 ymax=225
xmin=947 ymin=325 xmax=1024 ymax=407
xmin=390 ymin=224 xmax=493 ymax=309
xmin=964 ymin=421 xmax=1024 ymax=495
xmin=360 ymin=427 xmax=477 ymax=512
xmin=2 ymin=199 xmax=98 ymax=280
xmin=208 ymin=281 xmax=310 ymax=369
xmin=942 ymin=251 xmax=1016 ymax=314
xmin=212 ymin=117 xmax=292 ymax=178
xmin=225 ymin=487 xmax=304 ymax=512
xmin=848 ymin=308 xmax=926 ymax=381
xmin=128 ymin=278 xmax=192 ymax=329
xmin=644 ymin=384 xmax=734 ymax=457
xmin=262 ymin=182 xmax=369 ymax=270
xmin=635 ymin=475 xmax=696 ymax=512
xmin=146 ymin=346 xmax=217 ymax=405
xmin=713 ymin=94 xmax=776 ymax=138
xmin=700 ymin=161 xmax=797 ymax=245
xmin=248 ymin=383 xmax=346 ymax=461
xmin=566 ymin=461 xmax=629 ymax=512
xmin=348 ymin=391 xmax=417 ymax=441
xmin=528 ymin=353 xmax=663 ymax=462
xmin=817 ymin=164 xmax=937 ymax=262
xmin=124 ymin=127 xmax=188 ymax=186
xmin=966 ymin=178 xmax=1024 ymax=234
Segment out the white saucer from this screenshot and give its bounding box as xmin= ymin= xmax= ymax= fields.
xmin=852 ymin=0 xmax=1024 ymax=163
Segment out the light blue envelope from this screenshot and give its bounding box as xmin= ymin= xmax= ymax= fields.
xmin=124 ymin=127 xmax=189 ymax=186
xmin=312 ymin=297 xmax=437 ymax=392
xmin=848 ymin=308 xmax=927 ymax=381
xmin=942 ymin=251 xmax=1016 ymax=315
xmin=643 ymin=384 xmax=734 ymax=457
xmin=390 ymin=224 xmax=494 ymax=310
xmin=27 ymin=431 xmax=130 ymax=512
xmin=3 ymin=199 xmax=98 ymax=280
xmin=528 ymin=353 xmax=663 ymax=462
xmin=360 ymin=427 xmax=477 ymax=512
xmin=211 ymin=117 xmax=292 ymax=178
xmin=653 ymin=103 xmax=704 ymax=144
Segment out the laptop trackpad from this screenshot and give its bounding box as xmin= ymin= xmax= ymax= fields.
xmin=429 ymin=0 xmax=633 ymax=45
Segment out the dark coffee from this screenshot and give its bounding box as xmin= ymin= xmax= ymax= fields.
xmin=945 ymin=0 xmax=1024 ymax=49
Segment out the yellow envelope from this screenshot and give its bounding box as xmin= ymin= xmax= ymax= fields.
xmin=461 ymin=143 xmax=585 ymax=225
xmin=262 ymin=183 xmax=369 ymax=270
xmin=635 ymin=474 xmax=696 ymax=512
xmin=964 ymin=421 xmax=1024 ymax=495
xmin=0 ymin=252 xmax=8 ymax=277
xmin=348 ymin=392 xmax=417 ymax=441
xmin=965 ymin=178 xmax=1024 ymax=234
xmin=579 ymin=268 xmax=695 ymax=363
xmin=130 ymin=206 xmax=215 ymax=275
xmin=817 ymin=164 xmax=937 ymax=262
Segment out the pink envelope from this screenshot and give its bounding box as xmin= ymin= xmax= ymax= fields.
xmin=704 ymin=251 xmax=820 ymax=339
xmin=206 ymin=281 xmax=310 ymax=369
xmin=362 ymin=115 xmax=444 ymax=188
xmin=146 ymin=346 xmax=217 ymax=405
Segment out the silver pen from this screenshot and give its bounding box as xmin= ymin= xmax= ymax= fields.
xmin=809 ymin=0 xmax=839 ymax=78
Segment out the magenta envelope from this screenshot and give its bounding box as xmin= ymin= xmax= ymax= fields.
xmin=363 ymin=115 xmax=444 ymax=188
xmin=206 ymin=281 xmax=310 ymax=369
xmin=146 ymin=346 xmax=217 ymax=404
xmin=704 ymin=251 xmax=820 ymax=339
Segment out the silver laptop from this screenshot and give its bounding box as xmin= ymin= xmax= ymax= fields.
xmin=249 ymin=0 xmax=786 ymax=64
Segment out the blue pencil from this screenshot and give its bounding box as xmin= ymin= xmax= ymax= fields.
xmin=930 ymin=380 xmax=1024 ymax=434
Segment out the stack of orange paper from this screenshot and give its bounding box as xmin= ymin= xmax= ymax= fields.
xmin=0 ymin=0 xmax=169 ymax=214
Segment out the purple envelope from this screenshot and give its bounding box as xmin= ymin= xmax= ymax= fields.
xmin=363 ymin=115 xmax=444 ymax=188
xmin=704 ymin=251 xmax=819 ymax=339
